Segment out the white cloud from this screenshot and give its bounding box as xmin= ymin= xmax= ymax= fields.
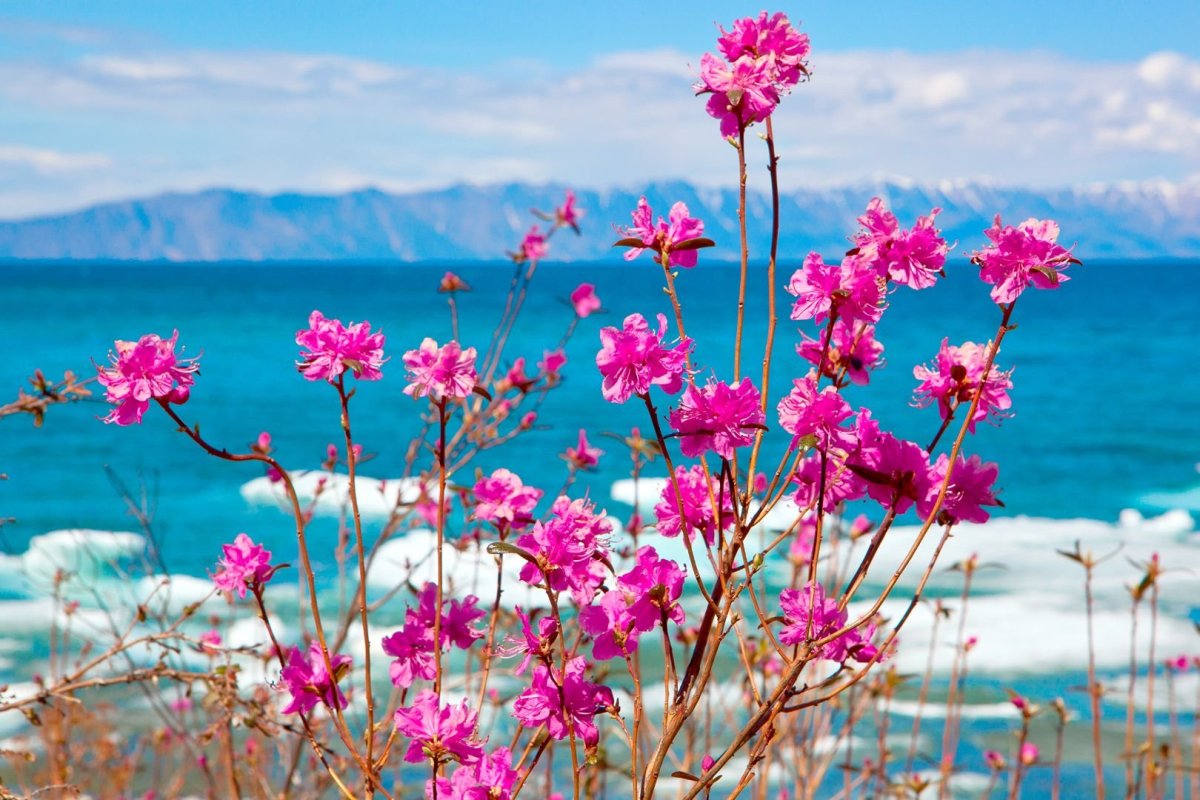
xmin=0 ymin=44 xmax=1197 ymax=217
xmin=0 ymin=144 xmax=112 ymax=174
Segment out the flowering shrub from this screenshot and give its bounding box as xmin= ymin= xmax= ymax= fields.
xmin=21 ymin=12 xmax=1190 ymax=800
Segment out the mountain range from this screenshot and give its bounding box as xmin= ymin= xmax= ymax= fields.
xmin=1 ymin=179 xmax=1197 ymax=262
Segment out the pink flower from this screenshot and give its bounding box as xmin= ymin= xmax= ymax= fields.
xmin=851 ymin=433 xmax=933 ymax=515
xmin=211 ymin=533 xmax=274 ymax=599
xmin=579 ymin=589 xmax=641 ymax=661
xmin=394 ymin=689 xmax=484 ymax=766
xmin=199 ymin=629 xmax=222 ymax=653
xmin=776 ymin=376 xmax=854 ymax=450
xmin=716 ymin=12 xmax=810 ymax=88
xmin=654 ymin=464 xmax=736 ymax=544
xmin=296 ymin=310 xmax=386 ymax=383
xmin=427 ymin=746 xmax=520 ymax=800
xmin=516 ymin=496 xmax=612 ymax=605
xmin=618 ymin=546 xmax=686 ymax=632
xmin=380 ymin=623 xmax=435 ymax=689
xmin=496 ymin=606 xmax=558 ymax=676
xmin=972 ymin=216 xmax=1075 ymax=304
xmin=791 ymin=452 xmax=866 ymax=511
xmin=984 ymin=750 xmax=1007 ymax=771
xmin=798 ymin=320 xmax=884 ymax=385
xmin=412 ymin=582 xmax=486 ymax=651
xmin=1019 ymin=742 xmax=1039 ymax=766
xmin=669 ymin=377 xmax=765 ymax=459
xmin=96 ymin=331 xmax=198 ymax=425
xmin=473 ymin=469 xmax=542 ymax=529
xmin=564 ymin=429 xmax=604 ymax=470
xmin=778 ymin=582 xmax=879 ymax=663
xmin=438 ymin=271 xmax=471 ymax=293
xmin=788 ymin=517 xmax=817 ymax=566
xmin=918 ymin=454 xmax=1001 ymax=525
xmin=618 ymin=197 xmax=707 ymax=268
xmin=556 ymin=189 xmax=584 ymax=233
xmin=596 ymin=313 xmax=692 ymax=404
xmin=279 ymin=641 xmax=351 ymax=715
xmin=517 ymin=226 xmax=548 ymax=263
xmin=786 ymin=253 xmax=884 ymax=325
xmin=571 ymin=283 xmax=601 ymax=318
xmin=913 ymin=339 xmax=1013 ymax=433
xmin=538 ymin=348 xmax=567 ymax=381
xmin=512 ymin=657 xmax=612 ymax=750
xmin=403 ymin=338 xmax=478 ymax=400
xmin=852 ymin=198 xmax=949 ymax=289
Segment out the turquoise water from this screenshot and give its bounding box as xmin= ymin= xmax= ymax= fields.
xmin=1 ymin=259 xmax=1198 ymax=795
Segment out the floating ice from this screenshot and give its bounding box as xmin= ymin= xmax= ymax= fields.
xmin=19 ymin=529 xmax=145 ymax=589
xmin=240 ymin=472 xmax=421 ymax=519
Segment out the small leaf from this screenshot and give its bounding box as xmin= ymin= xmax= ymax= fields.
xmin=671 ymin=237 xmax=716 ymax=252
xmin=612 ymin=237 xmax=647 ymax=249
xmin=486 ymin=541 xmax=538 ymax=565
xmin=671 ymin=771 xmax=700 ymax=782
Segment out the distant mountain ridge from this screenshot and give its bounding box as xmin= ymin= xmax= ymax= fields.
xmin=2 ymin=179 xmax=1197 ymax=262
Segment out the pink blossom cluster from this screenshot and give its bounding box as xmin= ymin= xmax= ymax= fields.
xmin=580 ymin=546 xmax=685 ymax=660
xmin=211 ymin=533 xmax=274 ymax=599
xmin=296 ymin=310 xmax=386 ymax=383
xmin=279 ymin=641 xmax=352 ymax=715
xmin=798 ymin=319 xmax=884 ymax=386
xmin=670 ymin=377 xmax=765 ymax=459
xmin=516 ymin=226 xmax=548 ymax=263
xmin=473 ymin=468 xmax=542 ymax=529
xmin=403 ymin=338 xmax=478 ymax=400
xmin=512 ymin=657 xmax=613 ymax=751
xmin=654 ymin=464 xmax=736 ymax=544
xmin=619 ymin=197 xmax=707 ymax=269
xmin=596 ymin=313 xmax=692 ymax=404
xmin=496 ymin=606 xmax=559 ymax=676
xmin=381 ymin=582 xmax=485 ymax=689
xmin=516 ymin=495 xmax=612 ymax=605
xmin=913 ymin=338 xmax=1013 ymax=432
xmin=570 ymin=283 xmax=601 ymax=318
xmin=852 ymin=198 xmax=950 ymax=289
xmin=972 ymin=216 xmax=1075 ymax=304
xmin=394 ymin=689 xmax=484 ymax=766
xmin=695 ymin=12 xmax=810 ymax=137
xmin=96 ymin=331 xmax=198 ymax=425
xmin=563 ymin=428 xmax=604 ymax=470
xmin=427 ymin=746 xmax=520 ymax=800
xmin=778 ymin=581 xmax=879 ymax=663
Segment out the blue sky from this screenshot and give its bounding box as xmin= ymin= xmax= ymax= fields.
xmin=2 ymin=2 xmax=1198 ymax=218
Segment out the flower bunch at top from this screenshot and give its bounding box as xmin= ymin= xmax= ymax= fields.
xmin=852 ymin=198 xmax=950 ymax=290
xmin=695 ymin=12 xmax=810 ymax=137
xmin=670 ymin=377 xmax=765 ymax=459
xmin=296 ymin=310 xmax=386 ymax=383
xmin=96 ymin=331 xmax=198 ymax=425
xmin=617 ymin=197 xmax=708 ymax=269
xmin=972 ymin=216 xmax=1076 ymax=304
xmin=473 ymin=468 xmax=542 ymax=529
xmin=402 ymin=338 xmax=478 ymax=400
xmin=913 ymin=338 xmax=1013 ymax=432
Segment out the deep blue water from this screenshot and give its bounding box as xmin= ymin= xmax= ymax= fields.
xmin=2 ymin=258 xmax=1198 ymax=573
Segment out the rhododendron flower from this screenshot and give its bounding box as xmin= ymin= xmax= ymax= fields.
xmin=516 ymin=495 xmax=612 ymax=605
xmin=971 ymin=216 xmax=1075 ymax=304
xmin=403 ymin=338 xmax=478 ymax=400
xmin=199 ymin=629 xmax=222 ymax=653
xmin=516 ymin=226 xmax=548 ymax=263
xmin=776 ymin=376 xmax=854 ymax=450
xmin=618 ymin=546 xmax=686 ymax=632
xmin=564 ymin=428 xmax=604 ymax=470
xmin=778 ymin=582 xmax=879 ymax=663
xmin=670 ymin=378 xmax=765 ymax=459
xmin=787 ymin=517 xmax=817 ymax=566
xmin=279 ymin=641 xmax=352 ymax=715
xmin=596 ymin=313 xmax=692 ymax=404
xmin=798 ymin=320 xmax=884 ymax=385
xmin=918 ymin=454 xmax=1001 ymax=525
xmin=473 ymin=469 xmax=542 ymax=529
xmin=850 ymin=433 xmax=933 ymax=514
xmin=618 ymin=197 xmax=707 ymax=268
xmin=96 ymin=331 xmax=198 ymax=425
xmin=985 ymin=750 xmax=1007 ymax=771
xmin=380 ymin=623 xmax=435 ymax=688
xmin=211 ymin=533 xmax=274 ymax=599
xmin=791 ymin=451 xmax=866 ymax=511
xmin=438 ymin=271 xmax=471 ymax=293
xmin=296 ymin=310 xmax=386 ymax=383
xmin=410 ymin=582 xmax=486 ymax=651
xmin=571 ymin=283 xmax=601 ymax=318
xmin=697 ymin=12 xmax=809 ymax=137
xmin=556 ymin=189 xmax=583 ymax=233
xmin=1019 ymin=742 xmax=1039 ymax=766
xmin=786 ymin=253 xmax=884 ymax=325
xmin=580 ymin=589 xmax=641 ymax=660
xmin=654 ymin=464 xmax=736 ymax=543
xmin=395 ymin=690 xmax=484 ymax=766
xmin=512 ymin=657 xmax=613 ymax=749
xmin=496 ymin=606 xmax=558 ymax=676
xmin=913 ymin=339 xmax=1013 ymax=432
xmin=852 ymin=198 xmax=949 ymax=289
xmin=427 ymin=746 xmax=520 ymax=800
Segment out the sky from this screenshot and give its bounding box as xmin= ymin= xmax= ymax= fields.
xmin=1 ymin=1 xmax=1198 ymax=219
